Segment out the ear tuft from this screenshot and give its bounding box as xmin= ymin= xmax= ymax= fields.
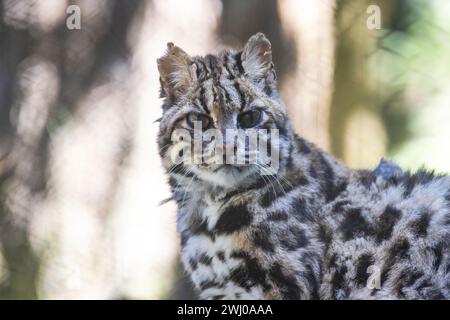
xmin=241 ymin=33 xmax=273 ymax=80
xmin=157 ymin=43 xmax=195 ymax=102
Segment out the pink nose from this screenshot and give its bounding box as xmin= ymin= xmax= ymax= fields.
xmin=222 ymin=132 xmax=236 ymax=148
xmin=223 ymin=142 xmax=235 ymax=150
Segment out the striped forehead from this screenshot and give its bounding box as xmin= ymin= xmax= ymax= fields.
xmin=191 ymin=53 xmax=250 ymax=117
xmin=193 ymin=51 xmax=244 ymax=82
xmin=193 ymin=79 xmax=233 ymax=126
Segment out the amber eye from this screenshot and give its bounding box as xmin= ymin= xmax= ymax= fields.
xmin=238 ymin=109 xmax=262 ymax=128
xmin=187 ymin=113 xmax=211 ymax=129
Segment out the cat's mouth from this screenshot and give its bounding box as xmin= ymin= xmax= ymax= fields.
xmin=211 ymin=164 xmax=247 ymax=173
xmin=190 ymin=163 xmax=257 ymax=188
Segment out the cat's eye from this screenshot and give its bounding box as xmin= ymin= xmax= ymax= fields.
xmin=238 ymin=109 xmax=262 ymax=128
xmin=187 ymin=113 xmax=211 ymax=129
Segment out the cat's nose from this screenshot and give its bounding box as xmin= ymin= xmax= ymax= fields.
xmin=217 ymin=134 xmax=236 ymax=164
xmin=222 ymin=135 xmax=236 ymax=152
xmin=223 ymin=141 xmax=235 ymax=150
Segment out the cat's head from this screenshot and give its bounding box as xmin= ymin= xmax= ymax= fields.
xmin=157 ymin=33 xmax=293 ymax=188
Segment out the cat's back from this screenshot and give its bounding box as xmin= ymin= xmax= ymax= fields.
xmin=319 ymin=169 xmax=450 ymax=299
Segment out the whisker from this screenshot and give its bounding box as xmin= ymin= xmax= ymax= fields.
xmin=181 ymin=175 xmax=196 ymax=209
xmin=158 ymin=143 xmax=172 ymax=155
xmin=255 ymin=163 xmax=279 ymax=200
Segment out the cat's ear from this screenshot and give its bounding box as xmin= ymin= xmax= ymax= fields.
xmin=241 ymin=33 xmax=274 ymax=82
xmin=157 ymin=43 xmax=196 ymax=101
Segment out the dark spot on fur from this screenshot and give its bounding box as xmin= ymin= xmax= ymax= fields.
xmin=409 ymin=211 xmax=430 ymax=237
xmin=406 ymin=270 xmax=424 ymax=287
xmin=416 ymin=279 xmax=432 ymax=292
xmin=199 ymin=253 xmax=212 ymax=266
xmin=219 ymin=178 xmax=266 ymax=204
xmin=318 ymin=224 xmax=333 ymax=253
xmin=384 ymin=174 xmax=402 ymax=187
xmin=431 ymin=242 xmax=443 ymax=271
xmin=269 ymin=263 xmax=301 ymax=299
xmin=395 ymin=268 xmax=424 ymax=297
xmin=290 ymin=198 xmax=311 ymax=222
xmin=189 ymin=258 xmax=198 ymax=271
xmin=229 ymin=266 xmax=253 ymax=291
xmin=427 ymin=289 xmax=446 ymax=300
xmin=309 ymin=163 xmax=318 ymax=179
xmin=304 ymin=263 xmax=319 ymax=299
xmin=333 ymin=200 xmax=351 ymax=214
xmin=331 ymin=265 xmax=349 ymax=299
xmin=260 ymin=189 xmax=279 ymax=208
xmin=263 ymin=80 xmax=273 ymax=97
xmin=233 ymin=81 xmax=246 ymax=110
xmin=252 ymin=225 xmax=275 ymax=252
xmin=171 ymin=163 xmax=194 ymax=177
xmin=316 ymin=153 xmax=336 ymax=202
xmin=280 ymin=227 xmax=309 ymax=251
xmin=381 ymin=238 xmax=410 ymax=285
xmin=180 ymin=231 xmax=189 ymax=247
xmin=390 ymin=238 xmax=410 ymax=260
xmin=198 ymin=85 xmax=209 ymax=113
xmin=260 ymin=172 xmax=309 ymax=208
xmin=376 ymin=205 xmax=402 ymax=243
xmin=206 ymin=54 xmax=220 ymax=81
xmin=445 ymin=262 xmax=450 ymax=275
xmin=339 ymin=208 xmax=374 ymax=241
xmin=229 ymin=251 xmax=270 ymax=292
xmin=267 ymin=211 xmax=289 ymax=221
xmin=223 ymin=53 xmax=235 ymax=80
xmin=233 ymin=52 xmax=245 ymax=75
xmin=200 ymin=279 xmax=220 ymax=290
xmin=295 ymin=136 xmax=311 ymax=154
xmin=217 ymin=251 xmax=225 ymax=262
xmin=355 ymin=253 xmax=375 ymax=287
xmin=394 ymin=268 xmax=414 ymax=297
xmin=190 ymin=215 xmax=215 ymax=239
xmin=168 ymin=176 xmax=177 ymax=188
xmin=326 ymin=180 xmax=348 ymax=203
xmin=403 ymin=170 xmax=438 ymax=197
xmin=230 ymin=250 xmax=248 ymax=259
xmin=358 ymin=170 xmax=376 ymax=188
xmin=215 ymin=203 xmax=253 ymax=234
xmin=328 ymin=254 xmax=338 ymax=269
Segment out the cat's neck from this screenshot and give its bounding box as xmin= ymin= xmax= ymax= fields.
xmin=173 ymin=134 xmax=350 ymax=209
xmin=173 ymin=134 xmax=351 ymax=258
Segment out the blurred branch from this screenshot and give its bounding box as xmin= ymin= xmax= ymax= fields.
xmin=0 ymin=0 xmax=143 ymax=299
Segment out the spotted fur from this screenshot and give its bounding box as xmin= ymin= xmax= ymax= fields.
xmin=157 ymin=33 xmax=450 ymax=300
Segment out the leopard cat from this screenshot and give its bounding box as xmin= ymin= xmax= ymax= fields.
xmin=156 ymin=33 xmax=450 ymax=300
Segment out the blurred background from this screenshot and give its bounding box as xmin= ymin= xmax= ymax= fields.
xmin=0 ymin=0 xmax=449 ymax=299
